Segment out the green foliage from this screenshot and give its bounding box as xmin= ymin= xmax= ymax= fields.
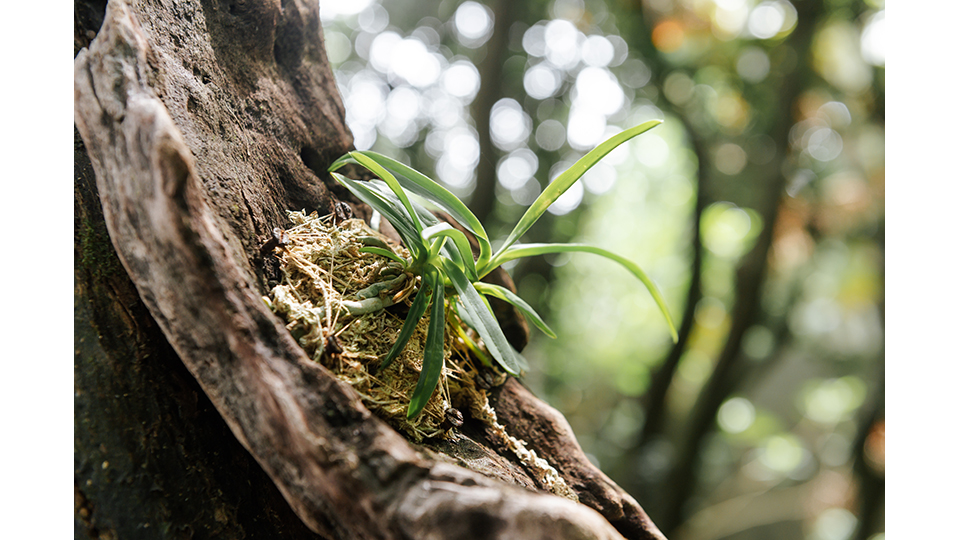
xmin=329 ymin=121 xmax=678 ymax=419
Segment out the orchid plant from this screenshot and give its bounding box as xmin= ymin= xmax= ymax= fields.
xmin=328 ymin=119 xmax=677 ymax=418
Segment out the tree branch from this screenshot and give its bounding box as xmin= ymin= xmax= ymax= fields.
xmin=636 ymin=114 xmax=707 ymax=450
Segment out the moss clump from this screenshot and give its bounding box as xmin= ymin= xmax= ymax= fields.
xmin=263 ymin=211 xmax=481 ymax=440
xmin=264 ymin=211 xmax=576 ymax=499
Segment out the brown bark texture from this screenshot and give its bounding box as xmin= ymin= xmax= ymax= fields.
xmin=73 ymin=1 xmax=666 ymax=538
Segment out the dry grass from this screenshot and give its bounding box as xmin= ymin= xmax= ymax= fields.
xmin=264 ymin=211 xmax=484 ymax=440
xmin=263 ymin=211 xmax=575 ymax=498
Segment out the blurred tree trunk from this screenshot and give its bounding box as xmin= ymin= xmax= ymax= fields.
xmin=470 ymin=0 xmax=515 ymax=227
xmin=653 ymin=1 xmax=823 ymax=531
xmin=73 ymin=1 xmax=668 ymax=539
xmin=615 ymin=0 xmax=825 ymax=533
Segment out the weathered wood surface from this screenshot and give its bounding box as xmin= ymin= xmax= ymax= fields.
xmin=74 ymin=1 xmax=665 ymax=538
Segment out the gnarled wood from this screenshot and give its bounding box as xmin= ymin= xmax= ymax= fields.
xmin=73 ymin=1 xmax=665 ymax=538
xmin=492 ymin=379 xmax=667 ymax=540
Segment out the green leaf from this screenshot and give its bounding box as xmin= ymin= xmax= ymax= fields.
xmin=328 ymin=153 xmax=355 ymax=172
xmin=347 ymin=152 xmax=424 ymax=235
xmin=441 ymin=259 xmax=525 ymax=376
xmin=378 ymin=276 xmax=431 ymax=373
xmin=491 ymin=243 xmax=678 ymax=342
xmin=331 ymin=173 xmax=424 ymax=260
xmin=349 ymin=151 xmax=492 ymax=267
xmin=421 ymin=223 xmax=478 ymax=281
xmin=364 ymin=181 xmax=469 ymax=273
xmin=359 ymin=246 xmax=407 ymax=265
xmin=486 ymin=120 xmax=662 ymax=273
xmin=449 ymin=311 xmax=493 ymax=368
xmin=407 ymin=269 xmax=447 ymax=419
xmin=473 ymin=282 xmax=556 ymax=339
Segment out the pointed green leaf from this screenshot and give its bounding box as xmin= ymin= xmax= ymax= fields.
xmin=473 ymin=282 xmax=556 ymax=339
xmin=421 ymin=223 xmax=478 ymax=281
xmin=378 ymin=277 xmax=431 ymax=373
xmin=328 ymin=153 xmax=354 ymax=172
xmin=452 ymin=299 xmax=530 ymax=373
xmin=491 ymin=243 xmax=678 ymax=342
xmin=331 ymin=172 xmax=423 ymax=260
xmin=351 ymin=151 xmax=492 ymax=266
xmin=487 ymin=120 xmax=663 ymax=270
xmin=348 ymin=152 xmax=424 ymax=235
xmin=449 ymin=313 xmax=493 ymax=368
xmin=441 ymin=259 xmax=525 ymax=376
xmin=407 ymin=269 xmax=447 ymax=419
xmin=359 ymin=246 xmax=407 ymax=265
xmin=364 ymin=181 xmax=469 ymax=273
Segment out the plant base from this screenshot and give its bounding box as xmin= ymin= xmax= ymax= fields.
xmin=264 ymin=211 xmax=574 ymax=499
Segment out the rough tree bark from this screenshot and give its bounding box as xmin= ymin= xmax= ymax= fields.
xmin=74 ymin=1 xmax=666 ymax=538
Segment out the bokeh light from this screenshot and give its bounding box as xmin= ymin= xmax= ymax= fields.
xmin=800 ymin=377 xmax=867 ymax=424
xmin=736 ymin=47 xmax=770 ymax=83
xmin=535 ymin=118 xmax=566 ymax=151
xmin=714 ymin=142 xmax=748 ymax=175
xmin=454 ymin=1 xmax=494 ymax=48
xmin=319 ymin=1 xmax=885 ymax=538
xmin=490 ymin=98 xmax=532 ymax=151
xmin=524 ymin=63 xmax=562 ymax=100
xmin=759 ymin=434 xmax=805 ymax=474
xmin=718 ymin=397 xmax=756 ymax=434
xmin=860 ymin=11 xmax=886 ymax=66
xmin=544 ymin=19 xmax=582 ymax=70
xmin=497 ymin=149 xmax=539 ymax=190
xmin=747 ymin=1 xmax=789 ymax=39
xmin=701 ymin=202 xmax=761 ymax=258
xmin=811 ymin=508 xmax=858 ymax=540
xmin=712 ymin=0 xmax=749 ymax=39
xmin=581 ymin=35 xmax=615 ymax=67
xmin=442 ymin=60 xmax=481 ymax=100
xmin=652 ymin=19 xmax=685 ymax=52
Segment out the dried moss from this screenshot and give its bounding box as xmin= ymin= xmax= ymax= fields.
xmin=264 ymin=211 xmax=576 ymax=499
xmin=264 ymin=212 xmax=467 ymax=440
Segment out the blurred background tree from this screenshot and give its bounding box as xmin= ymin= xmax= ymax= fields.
xmin=317 ymin=0 xmax=884 ymax=538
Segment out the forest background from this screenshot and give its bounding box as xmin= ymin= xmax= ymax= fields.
xmin=313 ymin=0 xmax=885 ymax=538
xmin=3 ymin=0 xmax=950 ymax=538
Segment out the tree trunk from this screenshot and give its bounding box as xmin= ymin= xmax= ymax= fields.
xmin=73 ymin=1 xmax=666 ymax=538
